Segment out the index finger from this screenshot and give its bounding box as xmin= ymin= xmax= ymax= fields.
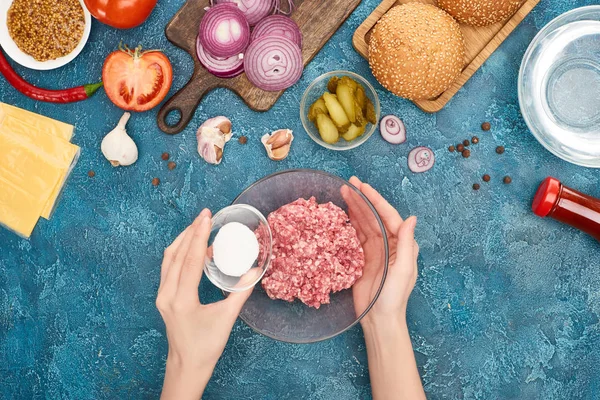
xmin=177 ymin=210 xmax=212 ymax=301
xmin=346 ymin=177 xmax=384 ymax=237
xmin=159 ymin=226 xmax=191 ymax=292
xmin=341 ymin=185 xmax=371 ymax=241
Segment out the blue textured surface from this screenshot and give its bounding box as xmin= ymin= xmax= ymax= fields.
xmin=1 ymin=0 xmax=600 ymax=398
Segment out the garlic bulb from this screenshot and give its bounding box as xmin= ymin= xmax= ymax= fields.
xmin=196 ymin=116 xmax=232 ymax=165
xmin=101 ymin=113 xmax=138 ymax=167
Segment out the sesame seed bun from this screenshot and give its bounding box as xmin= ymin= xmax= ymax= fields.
xmin=437 ymin=0 xmax=523 ymax=27
xmin=368 ymin=3 xmax=465 ymax=101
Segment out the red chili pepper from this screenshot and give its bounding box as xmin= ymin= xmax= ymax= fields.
xmin=0 ymin=48 xmax=103 ymax=103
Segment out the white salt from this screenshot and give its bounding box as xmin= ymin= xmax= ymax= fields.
xmin=213 ymin=222 xmax=259 ymax=277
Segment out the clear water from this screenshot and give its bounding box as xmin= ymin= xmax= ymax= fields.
xmin=542 ymin=21 xmax=600 ymax=131
xmin=547 ymin=58 xmax=600 ymax=128
xmin=521 ymin=15 xmax=600 ymax=166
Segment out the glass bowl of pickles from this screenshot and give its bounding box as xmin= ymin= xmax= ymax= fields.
xmin=300 ymin=71 xmax=381 ymax=151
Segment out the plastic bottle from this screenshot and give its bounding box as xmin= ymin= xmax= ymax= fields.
xmin=532 ymin=177 xmax=600 ymax=241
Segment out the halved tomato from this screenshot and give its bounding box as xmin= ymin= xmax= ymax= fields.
xmin=102 ymin=45 xmax=173 ymax=112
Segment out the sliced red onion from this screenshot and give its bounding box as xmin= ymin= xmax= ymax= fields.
xmin=199 ymin=3 xmax=250 ymax=58
xmin=251 ymin=15 xmax=302 ymax=48
xmin=213 ymin=0 xmax=274 ymax=26
xmin=408 ymin=147 xmax=435 ymax=173
xmin=274 ymin=0 xmax=295 ymax=15
xmin=244 ymin=35 xmax=303 ymax=91
xmin=380 ymin=115 xmax=406 ymax=144
xmin=196 ymin=37 xmax=244 ymax=78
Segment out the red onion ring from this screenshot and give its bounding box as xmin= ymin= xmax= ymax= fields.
xmin=199 ymin=3 xmax=250 ymax=58
xmin=408 ymin=147 xmax=435 ymax=173
xmin=213 ymin=0 xmax=274 ymax=26
xmin=274 ymin=0 xmax=295 ymax=15
xmin=196 ymin=37 xmax=244 ymax=78
xmin=251 ymin=15 xmax=302 ymax=47
xmin=244 ymin=35 xmax=303 ymax=91
xmin=379 ymin=115 xmax=406 ymax=144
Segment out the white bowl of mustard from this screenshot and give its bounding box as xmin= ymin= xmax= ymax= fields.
xmin=0 ymin=0 xmax=91 ymax=71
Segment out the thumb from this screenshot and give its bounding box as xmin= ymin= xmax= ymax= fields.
xmin=222 ymin=287 xmax=254 ymax=316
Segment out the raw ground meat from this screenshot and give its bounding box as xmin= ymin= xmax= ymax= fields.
xmin=258 ymin=197 xmax=365 ymax=309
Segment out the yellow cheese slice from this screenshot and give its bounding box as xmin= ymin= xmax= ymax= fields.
xmin=0 ymin=103 xmax=74 ymax=141
xmin=0 ymin=131 xmax=64 ymax=201
xmin=0 ymin=175 xmax=46 ymax=238
xmin=0 ymin=118 xmax=79 ymax=219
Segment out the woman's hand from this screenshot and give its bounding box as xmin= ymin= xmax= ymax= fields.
xmin=156 ymin=209 xmax=252 ymax=400
xmin=342 ymin=176 xmax=418 ymax=327
xmin=342 ymin=177 xmax=425 ymax=400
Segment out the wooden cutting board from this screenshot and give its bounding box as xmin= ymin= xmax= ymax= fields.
xmin=352 ymin=0 xmax=540 ymax=113
xmin=157 ymin=0 xmax=362 ymax=135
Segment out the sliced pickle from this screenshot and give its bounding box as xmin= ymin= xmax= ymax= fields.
xmin=365 ymin=99 xmax=377 ymax=125
xmin=316 ymin=113 xmax=339 ymax=144
xmin=339 ymin=76 xmax=359 ymax=91
xmin=355 ymin=86 xmax=367 ymax=111
xmin=323 ymin=92 xmax=350 ymax=129
xmin=327 ymin=76 xmax=340 ymax=93
xmin=342 ymin=122 xmax=366 ymax=142
xmin=354 ymin=99 xmax=365 ymax=126
xmin=336 ymin=84 xmax=356 ymax=123
xmin=308 ymin=97 xmax=328 ymax=122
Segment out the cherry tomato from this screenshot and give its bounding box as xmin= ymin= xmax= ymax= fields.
xmin=102 ymin=45 xmax=173 ymax=112
xmin=84 ymin=0 xmax=157 ymax=29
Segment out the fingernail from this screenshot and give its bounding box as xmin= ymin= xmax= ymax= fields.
xmin=409 ymin=216 xmax=417 ymax=230
xmin=201 ymin=215 xmax=211 ymax=226
xmin=195 ymin=209 xmax=209 ymax=224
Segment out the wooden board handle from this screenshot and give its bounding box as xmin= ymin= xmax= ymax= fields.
xmin=157 ymin=72 xmax=217 ymax=135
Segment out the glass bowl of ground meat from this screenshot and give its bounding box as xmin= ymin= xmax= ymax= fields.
xmin=231 ymin=169 xmax=389 ymax=343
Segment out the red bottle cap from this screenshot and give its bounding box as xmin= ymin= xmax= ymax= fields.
xmin=532 ymin=177 xmax=561 ymax=217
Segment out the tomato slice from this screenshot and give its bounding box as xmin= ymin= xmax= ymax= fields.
xmin=102 ymin=46 xmax=173 ymax=112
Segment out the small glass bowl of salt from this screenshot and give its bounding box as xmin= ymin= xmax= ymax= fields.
xmin=204 ymin=204 xmax=272 ymax=292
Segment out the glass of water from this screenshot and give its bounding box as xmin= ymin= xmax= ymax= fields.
xmin=519 ymin=6 xmax=600 ymax=167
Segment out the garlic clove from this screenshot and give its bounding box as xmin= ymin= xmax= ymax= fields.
xmin=217 ymin=120 xmax=232 ymax=135
xmin=197 ymin=126 xmax=227 ymax=165
xmin=215 ymin=145 xmax=223 ymax=163
xmin=267 ymin=129 xmax=293 ymax=149
xmin=201 ymin=116 xmax=232 ymax=135
xmin=270 ymin=144 xmax=291 ymax=161
xmin=101 ymin=112 xmax=138 ymax=167
xmin=197 ymin=116 xmax=233 ymax=165
xmin=262 ymin=129 xmax=294 ymax=161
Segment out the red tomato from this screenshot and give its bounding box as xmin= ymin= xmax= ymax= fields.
xmin=102 ymin=45 xmax=173 ymax=112
xmin=84 ymin=0 xmax=157 ymax=29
